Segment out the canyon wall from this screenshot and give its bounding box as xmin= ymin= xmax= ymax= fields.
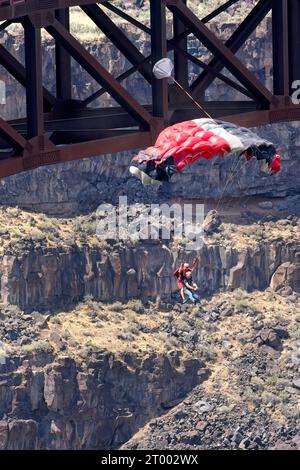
xmin=0 ymin=4 xmax=299 ymax=451
xmin=0 ymin=348 xmax=203 ymax=449
xmin=0 ymin=238 xmax=299 ymax=313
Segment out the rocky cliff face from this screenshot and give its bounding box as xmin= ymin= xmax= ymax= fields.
xmin=0 ymin=349 xmax=203 ymax=450
xmin=1 ymin=285 xmax=299 ymax=451
xmin=123 ymin=289 xmax=300 ymax=451
xmin=0 ymin=3 xmax=299 ymax=451
xmin=0 ymin=219 xmax=299 ymax=313
xmin=0 ymin=206 xmax=298 ymax=450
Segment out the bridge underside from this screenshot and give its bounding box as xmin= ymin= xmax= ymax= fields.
xmin=0 ymin=0 xmax=299 ymax=177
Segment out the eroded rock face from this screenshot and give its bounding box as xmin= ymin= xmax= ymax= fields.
xmin=0 ymin=352 xmax=203 ymax=450
xmin=256 ymin=328 xmax=283 ymax=350
xmin=270 ymin=257 xmax=300 ymax=293
xmin=0 ymin=6 xmax=298 ymax=452
xmin=0 ymin=240 xmax=298 ymax=312
xmin=122 ymin=292 xmax=300 ymax=451
xmin=203 ymin=210 xmax=222 ymax=235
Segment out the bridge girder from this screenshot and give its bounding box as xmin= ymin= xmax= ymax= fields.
xmin=0 ymin=0 xmax=299 ymax=178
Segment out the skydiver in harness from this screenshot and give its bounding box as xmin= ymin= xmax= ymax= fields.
xmin=182 ymin=271 xmax=200 ymax=305
xmin=174 ymin=257 xmax=199 ymax=303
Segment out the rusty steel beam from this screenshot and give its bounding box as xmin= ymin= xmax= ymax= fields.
xmin=0 ymin=156 xmax=24 ymax=179
xmin=59 ymin=131 xmax=152 ymax=162
xmin=165 ymin=0 xmax=242 ymax=62
xmin=102 ymin=1 xmax=151 ymax=35
xmin=166 ymin=0 xmax=240 ymax=47
xmin=8 ymin=102 xmax=259 ymax=136
xmin=272 ymin=0 xmax=285 ymax=96
xmin=163 ymin=0 xmax=243 ymax=59
xmin=272 ymin=0 xmax=291 ymax=98
xmin=151 ymin=0 xmax=168 ymax=125
xmin=46 ymin=18 xmax=152 ymax=129
xmin=24 ymin=18 xmax=44 ymax=138
xmin=2 ymin=101 xmax=300 ymax=178
xmin=85 ymin=40 xmax=254 ymax=107
xmin=169 ymin=100 xmax=257 ymax=123
xmin=282 ymin=0 xmax=290 ymax=98
xmin=171 ymin=41 xmax=254 ymax=99
xmin=86 ymin=41 xmax=250 ymax=108
xmin=83 ymin=57 xmax=151 ymax=106
xmin=9 ymin=101 xmax=258 ymax=137
xmin=223 ymin=104 xmax=300 ymax=127
xmin=55 ymin=8 xmax=72 ymax=101
xmin=0 ymin=0 xmax=107 ymax=21
xmin=201 ymin=0 xmax=240 ymax=23
xmin=81 ymin=4 xmax=153 ymax=84
xmin=289 ymin=0 xmax=300 ymax=86
xmin=173 ymin=0 xmax=188 ymax=90
xmin=8 ymin=96 xmax=300 ymax=138
xmin=0 ymin=0 xmax=240 ymax=23
xmin=0 ymin=130 xmax=152 ymax=179
xmin=168 ymin=0 xmax=276 ymax=107
xmin=190 ymin=0 xmax=273 ymax=98
xmin=1 ymin=100 xmax=300 ymax=179
xmin=50 ymin=128 xmax=143 ymax=145
xmin=84 ymin=1 xmax=246 ymax=107
xmin=0 ymin=117 xmax=30 ymax=152
xmin=273 ymin=0 xmax=300 ymax=97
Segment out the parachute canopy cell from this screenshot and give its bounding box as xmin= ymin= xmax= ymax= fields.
xmin=129 ymin=118 xmax=282 ymax=185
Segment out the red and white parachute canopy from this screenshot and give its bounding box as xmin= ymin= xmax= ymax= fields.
xmin=129 ymin=118 xmax=282 ymax=185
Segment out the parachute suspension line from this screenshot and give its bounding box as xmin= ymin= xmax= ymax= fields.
xmin=170 ymin=77 xmax=213 ymax=120
xmin=215 ymin=155 xmax=247 ymax=211
xmin=152 ymin=58 xmax=214 ymax=120
xmin=215 ymin=153 xmax=238 ymax=209
xmin=206 ymin=158 xmax=217 ymax=200
xmin=219 ymin=157 xmax=248 ymax=211
xmin=216 ymin=156 xmax=245 ymax=210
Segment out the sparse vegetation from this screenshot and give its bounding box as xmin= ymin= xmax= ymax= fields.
xmin=0 ymin=205 xmax=298 ymax=255
xmin=44 ymin=299 xmax=181 ymax=357
xmin=288 ymin=322 xmax=300 ymax=340
xmin=22 ymin=339 xmax=54 ymax=355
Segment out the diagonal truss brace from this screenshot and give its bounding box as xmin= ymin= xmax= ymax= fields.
xmin=168 ymin=0 xmax=277 ymax=107
xmin=81 ymin=3 xmax=153 ymax=84
xmin=0 ymin=117 xmax=31 ymax=152
xmin=191 ymin=0 xmax=273 ymax=96
xmin=46 ymin=18 xmax=152 ymax=129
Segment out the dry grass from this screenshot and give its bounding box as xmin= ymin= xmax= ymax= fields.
xmin=1 ymin=1 xmax=267 ymax=43
xmin=218 ymin=219 xmax=299 ymax=250
xmin=0 ymin=207 xmax=102 ymax=253
xmin=0 ymin=205 xmax=298 ymax=254
xmin=44 ymin=300 xmax=173 ymax=357
xmin=200 ymin=289 xmax=300 ymax=424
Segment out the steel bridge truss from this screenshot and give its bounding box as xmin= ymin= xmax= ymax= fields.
xmin=0 ymin=0 xmax=299 ymax=177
